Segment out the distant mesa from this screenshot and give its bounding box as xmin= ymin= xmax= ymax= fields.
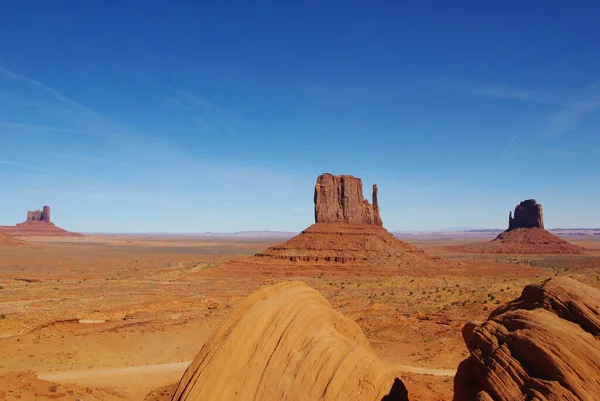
xmin=0 ymin=205 xmax=83 ymax=237
xmin=172 ymin=281 xmax=409 ymax=401
xmin=214 ymin=173 xmax=449 ymax=276
xmin=451 ymin=199 xmax=581 ymax=254
xmin=454 ymin=276 xmax=600 ymax=400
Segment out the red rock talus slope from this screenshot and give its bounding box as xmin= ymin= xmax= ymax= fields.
xmin=217 ymin=223 xmax=450 ymax=277
xmin=454 ymin=277 xmax=600 ymax=401
xmin=0 ymin=221 xmax=83 ymax=237
xmin=0 ymin=232 xmax=27 ymax=247
xmin=452 ymin=227 xmax=582 ymax=254
xmin=257 ymin=223 xmax=447 ymax=271
xmin=172 ymin=282 xmax=408 ymax=401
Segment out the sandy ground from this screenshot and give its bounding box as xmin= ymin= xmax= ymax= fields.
xmin=1 ymin=234 xmax=599 ymax=400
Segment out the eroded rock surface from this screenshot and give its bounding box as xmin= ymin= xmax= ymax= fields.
xmin=172 ymin=282 xmax=408 ymax=401
xmin=454 ymin=277 xmax=600 ymax=401
xmin=314 ymin=173 xmax=382 ymax=226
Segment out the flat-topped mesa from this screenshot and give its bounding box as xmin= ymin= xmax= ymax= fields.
xmin=314 ymin=173 xmax=383 ymax=226
xmin=24 ymin=205 xmax=51 ymax=224
xmin=508 ymin=199 xmax=544 ymax=230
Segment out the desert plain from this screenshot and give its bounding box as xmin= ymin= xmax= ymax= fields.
xmin=2 ymin=231 xmax=600 ymax=400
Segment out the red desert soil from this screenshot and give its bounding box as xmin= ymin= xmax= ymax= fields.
xmin=0 ymin=371 xmax=126 ymax=400
xmin=451 ymin=227 xmax=582 ymax=254
xmin=0 ymin=232 xmax=27 ymax=247
xmin=1 ymin=235 xmax=599 ymax=400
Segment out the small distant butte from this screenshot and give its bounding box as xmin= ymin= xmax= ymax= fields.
xmin=0 ymin=205 xmax=83 ymax=237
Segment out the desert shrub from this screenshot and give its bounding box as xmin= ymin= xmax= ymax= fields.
xmin=0 ymin=314 xmax=5 ymax=319
xmin=48 ymin=384 xmax=57 ymax=393
xmin=483 ymin=306 xmax=488 ymax=311
xmin=0 ymin=285 xmax=3 ymax=290
xmin=409 ymin=291 xmax=413 ymax=296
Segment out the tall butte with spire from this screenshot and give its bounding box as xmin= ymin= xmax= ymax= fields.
xmin=216 ymin=173 xmax=448 ymax=276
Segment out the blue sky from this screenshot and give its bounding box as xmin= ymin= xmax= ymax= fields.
xmin=1 ymin=1 xmax=599 ymax=232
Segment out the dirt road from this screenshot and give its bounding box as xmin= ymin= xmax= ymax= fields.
xmin=38 ymin=360 xmax=455 ymax=399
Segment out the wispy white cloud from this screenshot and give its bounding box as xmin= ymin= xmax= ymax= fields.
xmin=0 ymin=66 xmax=102 ymax=117
xmin=0 ymin=120 xmax=103 ymax=135
xmin=0 ymin=157 xmax=56 ymax=174
xmin=445 ymin=78 xmax=600 ymax=137
xmin=147 ymin=76 xmax=258 ymax=140
xmin=545 ymin=101 xmax=600 ymax=138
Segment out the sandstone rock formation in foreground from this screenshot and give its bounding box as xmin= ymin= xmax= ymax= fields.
xmin=452 ymin=199 xmax=580 ymax=254
xmin=0 ymin=205 xmax=82 ymax=237
xmin=172 ymin=281 xmax=408 ymax=401
xmin=454 ymin=276 xmax=600 ymax=401
xmin=217 ymin=173 xmax=449 ymax=276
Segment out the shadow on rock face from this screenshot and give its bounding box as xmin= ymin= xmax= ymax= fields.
xmin=381 ymin=378 xmax=409 ymax=401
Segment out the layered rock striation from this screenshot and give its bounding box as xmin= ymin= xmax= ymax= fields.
xmin=454 ymin=277 xmax=600 ymax=401
xmin=172 ymin=282 xmax=409 ymax=401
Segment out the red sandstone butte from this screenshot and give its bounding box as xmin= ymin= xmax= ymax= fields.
xmin=450 ymin=199 xmax=580 ymax=254
xmin=508 ymin=199 xmax=544 ymax=230
xmin=0 ymin=205 xmax=82 ymax=237
xmin=314 ymin=173 xmax=382 ymax=226
xmin=214 ymin=173 xmax=450 ymax=276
